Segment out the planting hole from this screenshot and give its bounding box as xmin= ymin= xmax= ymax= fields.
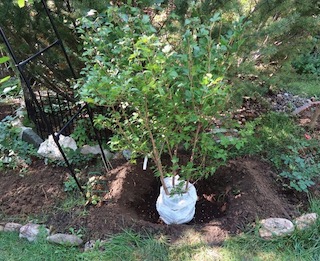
xmin=131 ymin=177 xmax=228 ymax=224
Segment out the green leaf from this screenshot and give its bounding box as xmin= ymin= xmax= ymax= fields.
xmin=169 ymin=70 xmax=178 ymax=79
xmin=17 ymin=0 xmax=25 ymax=8
xmin=141 ymin=15 xmax=150 ymax=24
xmin=157 ymin=87 xmax=165 ymax=96
xmin=0 ymin=56 xmax=10 ymax=64
xmin=209 ymin=13 xmax=221 ymax=23
xmin=0 ymin=76 xmax=10 ymax=84
xmin=185 ymin=19 xmax=191 ymax=26
xmin=119 ymin=13 xmax=129 ymax=22
xmin=171 ymin=156 xmax=179 ymax=164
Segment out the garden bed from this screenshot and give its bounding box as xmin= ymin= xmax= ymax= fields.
xmin=0 ymin=155 xmax=307 ymax=245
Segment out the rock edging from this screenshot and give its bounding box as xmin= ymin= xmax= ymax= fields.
xmin=1 ymin=222 xmax=83 ymax=247
xmin=1 ymin=213 xmax=318 ymax=249
xmin=259 ymin=213 xmax=318 ymax=239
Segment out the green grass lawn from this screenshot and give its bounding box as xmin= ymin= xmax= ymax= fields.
xmin=277 ymin=72 xmax=320 ymax=98
xmin=1 ymin=198 xmax=319 ymax=261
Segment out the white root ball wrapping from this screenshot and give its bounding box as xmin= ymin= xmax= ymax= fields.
xmin=156 ymin=176 xmax=197 ymax=224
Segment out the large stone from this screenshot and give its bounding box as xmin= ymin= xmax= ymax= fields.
xmin=80 ymin=144 xmax=113 ymax=159
xmin=47 ymin=233 xmax=83 ymax=246
xmin=37 ymin=134 xmax=77 ymax=160
xmin=4 ymin=222 xmax=22 ymax=232
xmin=259 ymin=218 xmax=294 ymax=239
xmin=295 ymin=213 xmax=318 ymax=230
xmin=19 ymin=223 xmax=49 ymax=242
xmin=21 ymin=127 xmax=44 ymax=148
xmin=0 ymin=225 xmax=5 ymax=232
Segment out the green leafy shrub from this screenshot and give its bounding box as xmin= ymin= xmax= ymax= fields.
xmin=64 ymin=170 xmax=107 ymax=206
xmin=276 ymin=139 xmax=320 ymax=192
xmin=70 ymin=119 xmax=91 ymax=147
xmin=279 ymin=149 xmax=317 ymax=192
xmin=76 ymin=5 xmax=248 ymax=194
xmin=0 ymin=77 xmax=20 ymax=98
xmin=292 ymin=52 xmax=320 ymax=76
xmin=0 ymin=115 xmax=37 ymax=169
xmin=48 ymin=147 xmax=94 ymax=167
xmin=242 ymin=112 xmax=319 ymax=192
xmin=239 ymin=112 xmax=301 ymax=157
xmin=0 ymin=55 xmax=11 ymax=85
xmin=63 ymin=174 xmax=80 ymax=192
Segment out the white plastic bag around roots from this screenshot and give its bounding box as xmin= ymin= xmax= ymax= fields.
xmin=156 ymin=176 xmax=197 ymax=225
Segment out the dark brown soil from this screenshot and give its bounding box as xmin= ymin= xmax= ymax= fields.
xmin=0 ymin=98 xmax=311 ymax=245
xmin=0 ymin=102 xmax=15 ymax=120
xmin=0 ymin=155 xmax=307 ymax=245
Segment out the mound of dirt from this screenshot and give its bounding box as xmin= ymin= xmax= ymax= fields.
xmin=0 ymin=161 xmax=66 ymax=216
xmin=0 ymin=156 xmax=306 ymax=245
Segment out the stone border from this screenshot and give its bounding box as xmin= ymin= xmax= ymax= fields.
xmin=1 ymin=222 xmax=83 ymax=247
xmin=259 ymin=213 xmax=318 ymax=239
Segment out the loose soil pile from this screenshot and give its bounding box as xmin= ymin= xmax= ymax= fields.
xmin=0 ymin=156 xmax=306 ymax=245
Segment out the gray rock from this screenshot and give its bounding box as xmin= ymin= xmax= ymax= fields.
xmin=47 ymin=233 xmax=83 ymax=246
xmin=269 ymin=91 xmax=311 ymax=113
xmin=83 ymin=240 xmax=96 ymax=252
xmin=80 ymin=144 xmax=113 ymax=159
xmin=295 ymin=213 xmax=318 ymax=230
xmin=37 ymin=134 xmax=77 ymax=160
xmin=21 ymin=127 xmax=43 ymax=148
xmin=259 ymin=218 xmax=294 ymax=239
xmin=2 ymin=156 xmax=12 ymax=164
xmin=19 ymin=223 xmax=49 ymax=242
xmin=113 ymin=152 xmax=125 ymax=159
xmin=84 ymin=240 xmax=96 ymax=251
xmin=84 ymin=239 xmax=108 ymax=251
xmin=122 ymin=149 xmax=132 ymax=160
xmin=0 ymin=225 xmax=4 ymax=232
xmin=4 ymin=222 xmax=22 ymax=232
xmin=11 ymin=118 xmax=23 ymax=128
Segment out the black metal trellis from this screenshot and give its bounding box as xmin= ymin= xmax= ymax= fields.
xmin=0 ymin=0 xmax=112 ymax=197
